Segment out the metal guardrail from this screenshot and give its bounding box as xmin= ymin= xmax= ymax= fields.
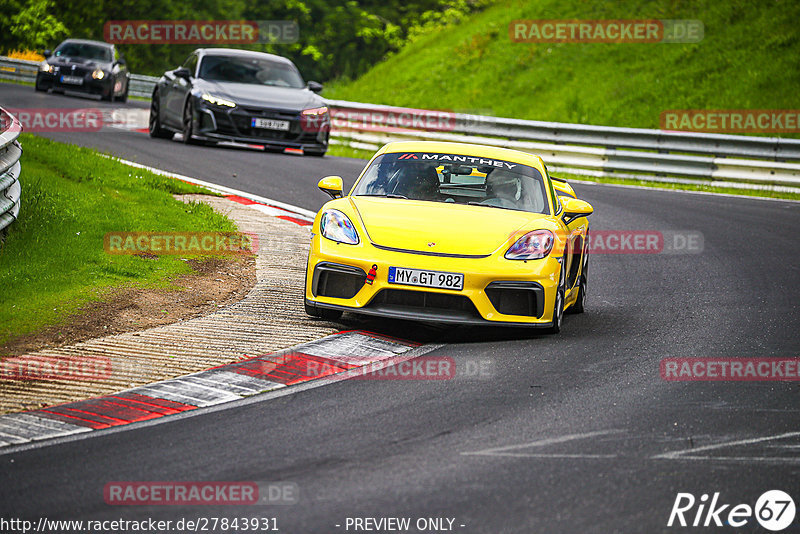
xmin=0 ymin=56 xmax=158 ymax=98
xmin=1 ymin=55 xmax=799 ymax=192
xmin=326 ymin=100 xmax=800 ymax=193
xmin=0 ymin=107 xmax=22 ymax=236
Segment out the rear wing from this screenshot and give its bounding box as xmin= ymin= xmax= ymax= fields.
xmin=550 ymin=175 xmax=576 ymax=198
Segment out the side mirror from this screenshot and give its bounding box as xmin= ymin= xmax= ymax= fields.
xmin=560 ymin=197 xmax=593 ymax=223
xmin=318 ymin=176 xmax=343 ymax=199
xmin=43 ymin=49 xmax=51 ymax=58
xmin=116 ymin=56 xmax=126 ymax=66
xmin=307 ymin=81 xmax=323 ymax=93
xmin=174 ymin=67 xmax=191 ymax=79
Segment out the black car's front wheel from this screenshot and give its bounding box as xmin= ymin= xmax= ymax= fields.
xmin=148 ymin=91 xmax=173 ymax=139
xmin=182 ymin=99 xmax=198 ymax=144
xmin=34 ymin=74 xmax=46 ymax=92
xmin=118 ymin=81 xmax=129 ymax=103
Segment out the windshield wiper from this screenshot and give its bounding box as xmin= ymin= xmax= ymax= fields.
xmin=358 ymin=194 xmax=409 ymax=199
xmin=468 ymin=202 xmax=518 ymax=211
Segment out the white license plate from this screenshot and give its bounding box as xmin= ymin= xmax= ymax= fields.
xmin=60 ymin=75 xmax=83 ymax=85
xmin=388 ymin=267 xmax=464 ymax=291
xmin=251 ymin=117 xmax=290 ymax=131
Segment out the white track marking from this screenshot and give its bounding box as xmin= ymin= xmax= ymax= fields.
xmin=461 ymin=429 xmax=623 ymax=458
xmin=652 ymin=430 xmax=800 ymax=461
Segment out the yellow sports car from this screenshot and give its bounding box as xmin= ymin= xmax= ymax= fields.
xmin=304 ymin=141 xmax=593 ymax=333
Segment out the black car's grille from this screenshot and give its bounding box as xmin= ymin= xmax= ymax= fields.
xmin=55 ymin=65 xmax=91 ymax=77
xmin=227 ymin=108 xmax=301 ymax=140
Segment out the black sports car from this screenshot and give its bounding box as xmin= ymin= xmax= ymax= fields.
xmin=149 ymin=48 xmax=330 ymax=156
xmin=35 ymin=39 xmax=130 ymax=102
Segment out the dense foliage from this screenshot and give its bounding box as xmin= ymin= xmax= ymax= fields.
xmin=0 ymin=0 xmax=489 ymax=82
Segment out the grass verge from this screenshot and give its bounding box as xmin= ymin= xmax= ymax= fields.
xmin=0 ymin=134 xmax=238 ymax=346
xmin=325 ymin=0 xmax=800 ymax=136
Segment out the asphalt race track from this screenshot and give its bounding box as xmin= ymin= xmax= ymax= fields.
xmin=2 ymin=83 xmax=799 ymax=532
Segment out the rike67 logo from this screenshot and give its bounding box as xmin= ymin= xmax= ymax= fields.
xmin=668 ymin=490 xmax=796 ymax=531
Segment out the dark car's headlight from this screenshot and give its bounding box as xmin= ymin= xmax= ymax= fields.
xmin=301 ymin=106 xmax=329 ymax=117
xmin=320 ymin=210 xmax=359 ymax=245
xmin=92 ymin=69 xmax=106 ymax=80
xmin=201 ymin=93 xmax=236 ymax=108
xmin=505 ymin=230 xmax=554 ymax=260
xmin=39 ymin=61 xmax=54 ymax=73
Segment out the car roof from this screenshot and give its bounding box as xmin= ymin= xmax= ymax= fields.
xmin=376 ymin=141 xmax=548 ymax=174
xmin=58 ymin=39 xmax=114 ymax=49
xmin=195 ymin=48 xmax=294 ymax=65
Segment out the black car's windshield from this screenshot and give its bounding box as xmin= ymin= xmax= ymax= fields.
xmin=198 ymin=55 xmax=305 ymax=88
xmin=352 ymin=152 xmax=551 ymax=214
xmin=54 ymin=43 xmax=112 ymax=62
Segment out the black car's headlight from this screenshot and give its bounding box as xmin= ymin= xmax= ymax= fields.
xmin=39 ymin=61 xmax=54 ymax=73
xmin=301 ymin=106 xmax=329 ymax=117
xmin=201 ymin=93 xmax=236 ymax=108
xmin=92 ymin=69 xmax=106 ymax=80
xmin=320 ymin=210 xmax=359 ymax=245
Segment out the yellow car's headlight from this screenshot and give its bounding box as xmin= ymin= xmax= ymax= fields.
xmin=505 ymin=230 xmax=554 ymax=260
xmin=320 ymin=210 xmax=359 ymax=245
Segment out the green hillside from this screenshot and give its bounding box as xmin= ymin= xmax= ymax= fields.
xmin=325 ymin=0 xmax=800 ymax=131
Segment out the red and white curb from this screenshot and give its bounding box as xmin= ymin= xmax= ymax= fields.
xmin=0 ymin=331 xmax=434 ymax=449
xmin=109 ymin=155 xmax=317 ymax=225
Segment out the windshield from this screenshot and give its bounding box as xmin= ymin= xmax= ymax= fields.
xmin=54 ymin=43 xmax=113 ymax=62
xmin=198 ymin=55 xmax=305 ymax=88
xmin=352 ymin=152 xmax=551 ymax=214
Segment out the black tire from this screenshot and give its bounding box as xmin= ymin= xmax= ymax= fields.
xmin=547 ymin=261 xmax=566 ymax=334
xmin=34 ymin=74 xmax=46 ymax=92
xmin=182 ymin=99 xmax=198 ymax=144
xmin=148 ymin=91 xmax=173 ymax=139
xmin=567 ymin=257 xmax=587 ymax=315
xmin=304 ymin=300 xmax=343 ymax=321
xmin=118 ymin=83 xmax=128 ymax=103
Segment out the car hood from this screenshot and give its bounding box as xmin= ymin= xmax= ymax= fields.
xmin=349 ymin=197 xmax=551 ymax=256
xmin=48 ymin=56 xmax=112 ymax=70
xmin=197 ymin=80 xmax=320 ymax=110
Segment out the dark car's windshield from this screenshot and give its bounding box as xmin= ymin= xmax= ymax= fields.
xmin=54 ymin=43 xmax=113 ymax=62
xmin=198 ymin=55 xmax=305 ymax=88
xmin=352 ymin=152 xmax=551 ymax=214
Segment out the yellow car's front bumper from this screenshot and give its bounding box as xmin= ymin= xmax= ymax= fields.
xmin=305 ymin=236 xmax=567 ymax=327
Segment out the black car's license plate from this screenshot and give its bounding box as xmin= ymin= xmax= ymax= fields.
xmin=251 ymin=118 xmax=290 ymax=131
xmin=60 ymin=75 xmax=83 ymax=85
